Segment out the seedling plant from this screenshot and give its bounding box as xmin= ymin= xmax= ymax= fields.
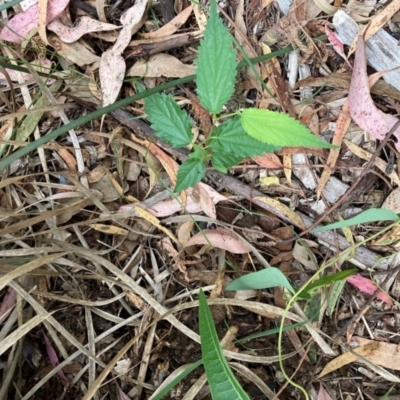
xmin=143 ymin=0 xmax=335 ymax=193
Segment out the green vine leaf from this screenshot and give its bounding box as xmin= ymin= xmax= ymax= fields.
xmin=175 ymin=158 xmax=206 ymax=192
xmin=144 ymin=92 xmax=193 ymax=148
xmin=241 ymin=109 xmax=337 ymax=149
xmin=195 ymin=0 xmax=237 ymax=114
xmin=198 ymin=290 xmax=250 ymax=400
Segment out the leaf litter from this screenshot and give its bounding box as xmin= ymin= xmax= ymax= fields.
xmin=1 ymin=0 xmax=400 ymax=399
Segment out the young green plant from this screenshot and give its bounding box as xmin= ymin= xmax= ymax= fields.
xmin=143 ymin=0 xmax=336 ymax=192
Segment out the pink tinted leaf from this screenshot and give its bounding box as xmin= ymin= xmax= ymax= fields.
xmin=47 ymin=17 xmax=119 ymax=43
xmin=0 ymin=0 xmax=69 ymax=43
xmin=117 ymin=183 xmax=226 ymax=218
xmin=185 ymin=227 xmax=251 ymax=254
xmin=348 ymin=35 xmax=400 ymax=151
xmin=325 ymin=26 xmax=352 ymax=69
xmin=43 ymin=332 xmax=68 ymax=381
xmin=0 ymin=288 xmax=17 ymax=324
xmin=317 ymin=383 xmax=334 ymax=400
xmin=116 ymin=382 xmax=131 ymax=400
xmin=252 ymin=153 xmax=283 ymax=168
xmin=346 ymin=274 xmax=392 ymax=305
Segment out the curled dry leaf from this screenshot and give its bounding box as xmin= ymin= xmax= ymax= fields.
xmin=348 ymin=35 xmax=400 ymax=151
xmin=185 ymin=227 xmax=251 ymax=254
xmin=47 ymin=17 xmax=119 ymax=43
xmin=0 ymin=0 xmax=69 ymax=43
xmin=127 ymin=53 xmax=195 ymax=78
xmin=100 ymin=0 xmax=148 ymax=107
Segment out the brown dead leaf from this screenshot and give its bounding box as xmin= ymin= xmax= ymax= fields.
xmin=140 ymin=5 xmax=193 ymax=38
xmin=127 ymin=53 xmax=195 ymax=78
xmin=191 ymin=183 xmax=217 ymax=219
xmin=185 ymin=227 xmax=251 ymax=254
xmin=252 ymin=153 xmax=283 ymax=169
xmin=48 ymin=17 xmax=119 ymax=43
xmin=317 ymin=101 xmax=351 ymax=198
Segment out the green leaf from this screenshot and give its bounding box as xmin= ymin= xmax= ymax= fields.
xmin=301 ymin=268 xmax=358 ymax=294
xmin=144 ymin=92 xmax=193 ymax=148
xmin=211 ymin=151 xmax=243 ymax=173
xmin=225 ymin=267 xmax=295 ymax=294
xmin=174 ymin=158 xmax=206 ymax=192
xmin=311 ymin=209 xmax=399 ymax=233
xmin=326 ymin=280 xmax=346 ymax=316
xmin=199 ymin=290 xmax=250 ymax=400
xmin=195 ymin=0 xmax=237 ymax=114
xmin=209 ymin=117 xmax=279 ymax=157
xmin=304 ymin=291 xmax=321 ymax=322
xmin=241 ymin=109 xmax=337 ymax=149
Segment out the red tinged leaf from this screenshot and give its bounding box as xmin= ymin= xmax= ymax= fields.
xmin=348 ymin=35 xmax=400 ymax=151
xmin=346 ymin=274 xmax=392 ymax=305
xmin=43 ymin=332 xmax=69 ymax=382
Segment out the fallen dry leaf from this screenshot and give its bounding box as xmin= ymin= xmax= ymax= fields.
xmin=0 ymin=0 xmax=69 ymax=43
xmin=47 ymin=17 xmax=119 ymax=43
xmin=348 ymin=35 xmax=400 ymax=151
xmin=100 ymin=0 xmax=148 ymax=107
xmin=252 ymin=153 xmax=283 ymax=169
xmin=185 ymin=227 xmax=251 ymax=254
xmin=127 ymin=53 xmax=195 ymax=78
xmin=140 ymin=5 xmax=193 ymax=39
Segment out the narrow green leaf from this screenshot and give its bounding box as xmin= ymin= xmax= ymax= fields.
xmin=199 ymin=290 xmax=250 ymax=400
xmin=301 ymin=268 xmax=358 ymax=294
xmin=326 ymin=280 xmax=346 ymax=316
xmin=195 ymin=0 xmax=237 ymax=114
xmin=174 ymin=158 xmax=206 ymax=192
xmin=225 ymin=267 xmax=295 ymax=294
xmin=241 ymin=109 xmax=337 ymax=149
xmin=209 ymin=117 xmax=279 ymax=157
xmin=304 ymin=291 xmax=321 ymax=322
xmin=144 ymin=93 xmax=193 ymax=148
xmin=311 ymin=209 xmax=399 ymax=233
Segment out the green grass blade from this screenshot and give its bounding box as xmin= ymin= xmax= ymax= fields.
xmin=311 ymin=208 xmax=399 ymax=233
xmin=0 ymin=0 xmax=23 ymax=12
xmin=199 ymin=289 xmax=250 ymax=400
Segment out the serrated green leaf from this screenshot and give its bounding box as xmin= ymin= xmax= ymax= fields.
xmin=174 ymin=158 xmax=206 ymax=192
xmin=241 ymin=109 xmax=337 ymax=149
xmin=199 ymin=290 xmax=250 ymax=400
xmin=209 ymin=117 xmax=279 ymax=157
xmin=211 ymin=151 xmax=243 ymax=173
xmin=311 ymin=209 xmax=399 ymax=233
xmin=225 ymin=267 xmax=295 ymax=294
xmin=195 ymin=0 xmax=237 ymax=114
xmin=144 ymin=92 xmax=193 ymax=148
